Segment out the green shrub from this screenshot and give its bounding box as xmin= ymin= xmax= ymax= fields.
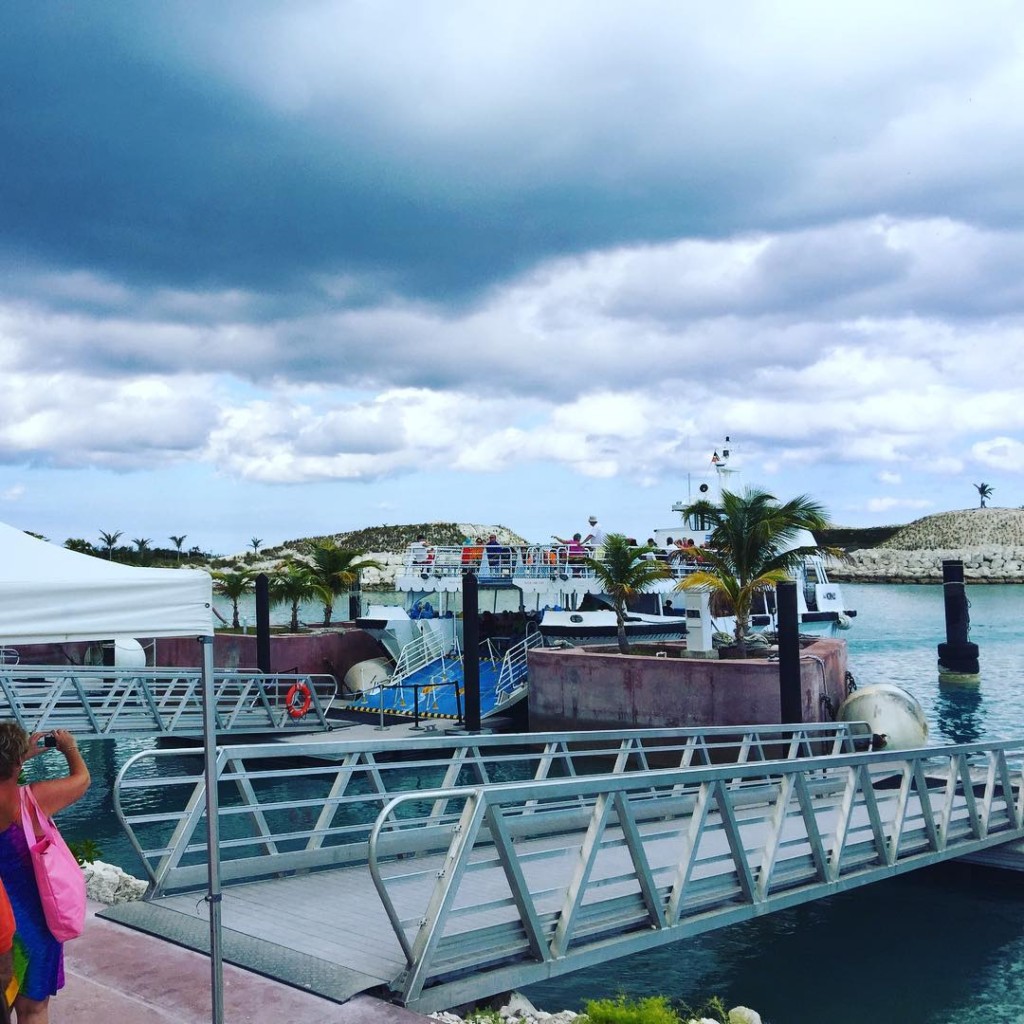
xmin=673 ymin=995 xmax=729 ymax=1023
xmin=464 ymin=1011 xmax=503 ymax=1024
xmin=67 ymin=838 xmax=103 ymax=866
xmin=582 ymin=994 xmax=680 ymax=1024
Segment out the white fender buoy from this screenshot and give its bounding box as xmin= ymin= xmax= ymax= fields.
xmin=836 ymin=683 xmax=929 ymax=751
xmin=112 ymin=637 xmax=146 ymax=668
xmin=343 ymin=657 xmax=392 ymax=694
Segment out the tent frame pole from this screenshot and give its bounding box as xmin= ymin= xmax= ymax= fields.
xmin=200 ymin=634 xmax=224 ymax=1024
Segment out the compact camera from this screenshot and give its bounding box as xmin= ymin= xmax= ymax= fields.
xmin=42 ymin=733 xmax=57 ymax=748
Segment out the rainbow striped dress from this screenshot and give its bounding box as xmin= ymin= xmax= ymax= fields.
xmin=0 ymin=799 xmax=64 ymax=1002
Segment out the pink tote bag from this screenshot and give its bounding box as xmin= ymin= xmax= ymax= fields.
xmin=19 ymin=785 xmax=86 ymax=942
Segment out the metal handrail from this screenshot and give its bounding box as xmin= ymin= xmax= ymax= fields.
xmin=112 ymin=722 xmax=871 ymax=897
xmin=494 ymin=631 xmax=542 ymax=704
xmin=368 ymin=739 xmax=1024 ymax=1008
xmin=391 ymin=628 xmax=458 ymax=687
xmin=0 ymin=666 xmax=338 ymax=736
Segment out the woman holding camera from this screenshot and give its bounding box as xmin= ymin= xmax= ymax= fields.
xmin=0 ymin=725 xmax=90 ymax=1024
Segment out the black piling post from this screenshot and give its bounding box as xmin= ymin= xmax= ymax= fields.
xmin=462 ymin=570 xmax=481 ymax=732
xmin=348 ymin=578 xmax=361 ymax=622
xmin=777 ymin=580 xmax=802 ymax=723
xmin=938 ymin=559 xmax=979 ymax=676
xmin=255 ymin=573 xmax=271 ymax=673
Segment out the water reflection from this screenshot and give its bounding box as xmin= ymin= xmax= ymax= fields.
xmin=936 ymin=678 xmax=984 ymax=744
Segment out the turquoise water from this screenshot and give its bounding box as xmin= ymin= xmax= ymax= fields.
xmin=523 ymin=582 xmax=1024 ymax=1023
xmin=42 ymin=583 xmax=1024 ymax=1022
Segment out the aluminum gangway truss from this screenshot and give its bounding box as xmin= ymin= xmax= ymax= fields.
xmin=0 ymin=665 xmax=338 ymax=737
xmin=104 ymin=728 xmax=1024 ymax=1010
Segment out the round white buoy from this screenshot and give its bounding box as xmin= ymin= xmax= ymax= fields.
xmin=343 ymin=657 xmax=392 ymax=694
xmin=111 ymin=637 xmax=146 ymax=668
xmin=836 ymin=683 xmax=929 ymax=751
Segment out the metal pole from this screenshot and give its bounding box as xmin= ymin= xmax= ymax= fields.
xmin=463 ymin=571 xmax=481 ymax=732
xmin=777 ymin=581 xmax=802 ymax=723
xmin=255 ymin=573 xmax=271 ymax=673
xmin=938 ymin=559 xmax=979 ymax=675
xmin=199 ymin=634 xmax=224 ymax=1024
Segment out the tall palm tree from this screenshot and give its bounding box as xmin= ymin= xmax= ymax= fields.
xmin=269 ymin=562 xmax=326 ymax=632
xmin=99 ymin=529 xmax=122 ymax=560
xmin=585 ymin=534 xmax=671 ymax=654
xmin=169 ymin=534 xmax=187 ymax=564
xmin=975 ymin=482 xmax=994 ymax=508
xmin=212 ymin=569 xmax=253 ymax=629
xmin=674 ymin=488 xmax=836 ymax=656
xmin=132 ymin=537 xmax=152 ymax=565
xmin=250 ymin=537 xmax=263 ymax=556
xmin=305 ymin=541 xmax=383 ymax=626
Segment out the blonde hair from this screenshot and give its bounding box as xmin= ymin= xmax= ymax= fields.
xmin=0 ymin=723 xmax=30 ymax=781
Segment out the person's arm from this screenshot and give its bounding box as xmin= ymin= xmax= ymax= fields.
xmin=27 ymin=730 xmax=90 ymax=818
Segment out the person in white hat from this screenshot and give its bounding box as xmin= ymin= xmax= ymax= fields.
xmin=583 ymin=516 xmax=606 ymax=553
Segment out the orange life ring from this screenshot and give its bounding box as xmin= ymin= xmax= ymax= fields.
xmin=285 ymin=682 xmax=313 ymax=719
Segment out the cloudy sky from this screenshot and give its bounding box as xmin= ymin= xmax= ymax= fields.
xmin=2 ymin=2 xmax=1023 ymax=555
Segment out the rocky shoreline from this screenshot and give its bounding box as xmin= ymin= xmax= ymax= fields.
xmin=830 ymin=546 xmax=1024 ymax=584
xmin=431 ymin=992 xmax=765 ymax=1024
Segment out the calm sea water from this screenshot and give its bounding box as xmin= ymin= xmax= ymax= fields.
xmin=43 ymin=583 xmax=1024 ymax=1023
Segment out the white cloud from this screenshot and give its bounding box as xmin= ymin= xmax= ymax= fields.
xmin=877 ymin=471 xmax=902 ymax=485
xmin=867 ymin=497 xmax=934 ymax=513
xmin=972 ymin=436 xmax=1024 ymax=473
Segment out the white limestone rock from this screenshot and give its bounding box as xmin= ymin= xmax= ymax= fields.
xmin=500 ymin=992 xmax=539 ymax=1019
xmin=83 ymin=860 xmax=147 ymax=904
xmin=728 ymin=1007 xmax=762 ymax=1024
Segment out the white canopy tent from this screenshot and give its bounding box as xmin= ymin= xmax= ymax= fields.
xmin=0 ymin=520 xmax=225 ymax=1023
xmin=0 ymin=519 xmax=212 ymax=645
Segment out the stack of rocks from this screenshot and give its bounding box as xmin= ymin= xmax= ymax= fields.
xmin=835 ymin=546 xmax=1024 ymax=583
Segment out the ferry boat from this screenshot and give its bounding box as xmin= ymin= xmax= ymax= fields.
xmin=342 ymin=439 xmax=855 ymax=720
xmin=650 ymin=438 xmax=857 ymax=636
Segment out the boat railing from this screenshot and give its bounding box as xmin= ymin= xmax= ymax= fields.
xmin=391 ymin=626 xmax=459 ymax=688
xmin=494 ymin=631 xmax=543 ymax=706
xmin=397 ymin=544 xmax=700 ymax=585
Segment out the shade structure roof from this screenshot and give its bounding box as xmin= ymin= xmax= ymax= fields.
xmin=0 ymin=519 xmax=213 ymax=645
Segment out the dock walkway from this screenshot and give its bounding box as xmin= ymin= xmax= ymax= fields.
xmin=103 ymin=725 xmax=1024 ymax=1013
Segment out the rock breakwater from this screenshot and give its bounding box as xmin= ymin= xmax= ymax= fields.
xmin=831 ymin=546 xmax=1024 ymax=583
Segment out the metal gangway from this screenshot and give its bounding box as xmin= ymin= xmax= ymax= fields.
xmin=0 ymin=665 xmax=338 ymax=738
xmin=102 ymin=721 xmax=1024 ymax=1009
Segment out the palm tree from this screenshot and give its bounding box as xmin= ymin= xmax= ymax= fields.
xmin=674 ymin=488 xmax=836 ymax=657
xmin=305 ymin=541 xmax=384 ymax=626
xmin=250 ymin=537 xmax=263 ymax=556
xmin=169 ymin=534 xmax=187 ymax=564
xmin=269 ymin=562 xmax=325 ymax=632
xmin=99 ymin=529 xmax=122 ymax=560
xmin=585 ymin=534 xmax=672 ymax=654
xmin=975 ymin=482 xmax=994 ymax=508
xmin=132 ymin=537 xmax=152 ymax=565
xmin=212 ymin=569 xmax=253 ymax=629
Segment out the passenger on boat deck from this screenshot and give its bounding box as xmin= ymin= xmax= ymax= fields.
xmin=485 ymin=534 xmax=508 ymax=574
xmin=661 ymin=537 xmax=675 ymax=558
xmin=552 ymin=532 xmax=588 ymax=557
xmin=583 ymin=516 xmax=606 ymax=550
xmin=409 ymin=535 xmax=430 ymax=564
